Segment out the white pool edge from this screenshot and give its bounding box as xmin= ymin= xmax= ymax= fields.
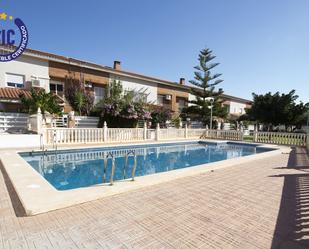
xmin=0 ymin=140 xmax=289 ymax=216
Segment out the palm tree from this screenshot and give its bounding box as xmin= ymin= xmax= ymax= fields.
xmin=20 ymin=88 xmax=62 ymax=115
xmin=74 ymin=91 xmax=86 ymax=115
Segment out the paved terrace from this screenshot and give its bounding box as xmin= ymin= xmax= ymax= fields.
xmin=0 ymin=147 xmax=309 ymax=249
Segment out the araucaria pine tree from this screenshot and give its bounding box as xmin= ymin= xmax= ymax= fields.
xmin=183 ymin=48 xmax=227 ymax=127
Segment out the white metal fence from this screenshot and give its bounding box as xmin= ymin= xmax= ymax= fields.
xmin=52 ymin=116 xmax=99 ymax=128
xmin=75 ymin=116 xmax=99 ymax=128
xmin=0 ymin=112 xmax=29 ymax=132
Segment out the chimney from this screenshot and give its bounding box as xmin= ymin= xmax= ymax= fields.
xmin=113 ymin=61 xmax=121 ymax=70
xmin=179 ymin=78 xmax=185 ymax=85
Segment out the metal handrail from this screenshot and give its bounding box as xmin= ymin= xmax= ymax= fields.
xmin=103 ymin=152 xmax=115 ymax=185
xmin=123 ymin=150 xmax=135 ymax=180
xmin=104 ymin=150 xmax=138 ymax=185
xmin=131 ymin=154 xmax=137 ymax=181
xmin=40 ymin=133 xmax=44 ymax=151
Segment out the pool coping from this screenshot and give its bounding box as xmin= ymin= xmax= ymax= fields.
xmin=0 ymin=139 xmax=288 ymax=216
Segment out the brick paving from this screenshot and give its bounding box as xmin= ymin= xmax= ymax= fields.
xmin=0 ymin=147 xmax=309 ymax=249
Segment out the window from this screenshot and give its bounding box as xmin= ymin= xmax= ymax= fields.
xmin=6 ymin=73 xmax=25 ymax=88
xmin=50 ymin=84 xmax=63 ymax=92
xmin=49 ymin=81 xmax=64 ymax=97
xmin=157 ymin=94 xmax=164 ymax=106
xmin=85 ymin=81 xmax=93 ymax=88
xmin=94 ymin=86 xmax=105 ymax=104
xmin=177 ymin=98 xmax=186 ymax=112
xmin=223 ymin=104 xmax=230 ymax=113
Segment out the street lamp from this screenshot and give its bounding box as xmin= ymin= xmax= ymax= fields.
xmin=205 ymin=97 xmax=214 ymax=130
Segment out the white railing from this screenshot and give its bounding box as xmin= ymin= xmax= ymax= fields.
xmin=45 ymin=128 xmax=105 ymax=145
xmin=106 ymin=128 xmax=144 ymax=142
xmin=0 ymin=112 xmax=29 ymax=132
xmin=43 ymin=126 xmax=207 ymax=145
xmin=159 ymin=128 xmax=185 ymax=140
xmin=201 ymin=129 xmax=243 ymax=141
xmin=254 ymin=132 xmax=308 ymax=146
xmin=41 ymin=126 xmax=309 ymax=147
xmin=187 ymin=128 xmax=205 ymax=138
xmin=147 ymin=129 xmax=156 ymax=140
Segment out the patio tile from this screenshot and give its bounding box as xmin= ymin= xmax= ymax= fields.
xmin=0 ymin=147 xmax=308 ymax=248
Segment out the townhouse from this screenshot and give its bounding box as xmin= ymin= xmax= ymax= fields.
xmin=0 ymin=47 xmax=251 ymax=118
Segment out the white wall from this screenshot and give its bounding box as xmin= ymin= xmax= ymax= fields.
xmin=0 ymin=134 xmax=41 ymax=149
xmin=188 ymin=93 xmax=196 ymax=106
xmin=111 ymin=75 xmax=158 ymax=104
xmin=229 ymin=101 xmax=246 ymax=115
xmin=0 ymin=55 xmax=50 ymax=91
xmin=189 ymin=94 xmax=248 ymax=115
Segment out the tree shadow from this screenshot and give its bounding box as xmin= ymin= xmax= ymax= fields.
xmin=270 ymin=147 xmax=309 ymax=249
xmin=0 ymin=162 xmax=26 ymax=217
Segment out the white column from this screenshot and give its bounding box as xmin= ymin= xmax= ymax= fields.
xmin=253 ymin=124 xmax=258 ymax=142
xmin=143 ymin=122 xmax=147 ymax=140
xmin=185 ymin=123 xmax=188 ymax=139
xmin=103 ymin=121 xmax=108 ymax=142
xmin=155 ymin=123 xmax=160 ymax=141
xmin=205 ymin=124 xmax=209 ymax=138
xmin=67 ymin=111 xmax=75 ymax=128
xmin=37 ymin=108 xmax=43 ymax=135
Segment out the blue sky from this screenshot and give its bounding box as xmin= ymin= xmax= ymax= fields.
xmin=1 ymin=0 xmax=308 ymax=102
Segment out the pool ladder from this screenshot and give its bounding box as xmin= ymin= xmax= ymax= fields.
xmin=39 ymin=131 xmax=58 ymax=157
xmin=103 ymin=150 xmax=137 ymax=185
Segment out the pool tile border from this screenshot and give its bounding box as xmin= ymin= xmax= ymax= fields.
xmin=0 ymin=140 xmax=288 ymax=215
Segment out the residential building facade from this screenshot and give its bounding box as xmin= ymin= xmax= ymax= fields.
xmin=0 ymin=47 xmax=251 ymax=118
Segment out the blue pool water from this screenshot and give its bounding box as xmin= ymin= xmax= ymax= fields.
xmin=20 ymin=141 xmax=274 ymax=191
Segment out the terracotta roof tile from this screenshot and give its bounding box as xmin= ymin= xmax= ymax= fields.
xmin=0 ymin=87 xmax=32 ymax=100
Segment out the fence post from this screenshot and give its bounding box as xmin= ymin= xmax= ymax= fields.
xmin=253 ymin=131 xmax=258 ymax=142
xmin=240 ymin=131 xmax=244 ymax=141
xmin=103 ymin=121 xmax=108 ymax=142
xmin=185 ymin=123 xmax=188 ymax=139
xmin=307 ymin=134 xmax=309 ymax=152
xmin=37 ymin=108 xmax=43 ymax=135
xmin=155 ymin=123 xmax=160 ymax=141
xmin=67 ymin=111 xmax=75 ymax=128
xmin=205 ymin=125 xmax=209 ymax=138
xmin=143 ymin=122 xmax=147 ymax=140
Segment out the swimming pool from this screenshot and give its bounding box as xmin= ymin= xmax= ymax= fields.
xmin=20 ymin=141 xmax=274 ymax=191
